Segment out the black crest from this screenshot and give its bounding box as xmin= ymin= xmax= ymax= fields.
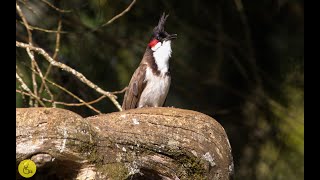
xmin=153 ymin=13 xmax=169 ymax=35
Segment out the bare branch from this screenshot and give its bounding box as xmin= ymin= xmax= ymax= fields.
xmin=27 ymin=50 xmax=38 ymax=107
xmin=16 ymin=41 xmax=123 ymax=111
xmin=52 ymin=20 xmax=62 ymax=61
xmin=26 ymin=48 xmax=44 ymax=107
xmin=16 ymin=73 xmax=32 ymax=96
xmin=16 ymin=72 xmax=46 ymax=107
xmin=16 ymin=89 xmax=31 ymax=96
xmin=25 ymin=66 xmax=102 ymax=114
xmin=16 ymin=5 xmax=55 ymax=106
xmin=22 ymin=47 xmax=56 ymax=107
xmin=111 ymin=87 xmax=128 ymax=94
xmin=43 ymin=95 xmax=106 ymax=107
xmin=102 ymin=0 xmax=136 ymax=27
xmin=40 ymin=0 xmax=72 ymax=13
xmin=41 ymin=77 xmax=102 ymax=114
xmin=39 ymin=19 xmax=62 ymax=94
xmin=17 ymin=0 xmax=39 ymax=16
xmin=17 ymin=88 xmax=105 ymax=113
xmin=17 ymin=20 xmax=67 ymax=33
xmin=17 ymin=2 xmax=39 ymax=106
xmin=16 ymin=3 xmax=32 ymax=47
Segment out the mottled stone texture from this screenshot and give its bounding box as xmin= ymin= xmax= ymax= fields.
xmin=16 ymin=107 xmax=234 ymax=180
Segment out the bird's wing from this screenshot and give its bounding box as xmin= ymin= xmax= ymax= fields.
xmin=122 ymin=64 xmax=148 ymax=110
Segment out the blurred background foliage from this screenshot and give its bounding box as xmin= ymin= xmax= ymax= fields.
xmin=16 ymin=0 xmax=304 ymax=179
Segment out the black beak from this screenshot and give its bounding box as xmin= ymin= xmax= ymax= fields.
xmin=165 ymin=34 xmax=177 ymax=41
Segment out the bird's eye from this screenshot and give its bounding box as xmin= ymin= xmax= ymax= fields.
xmin=155 ymin=32 xmax=166 ymax=41
xmin=159 ymin=32 xmax=166 ymax=38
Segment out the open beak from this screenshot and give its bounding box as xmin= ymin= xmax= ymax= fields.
xmin=165 ymin=34 xmax=177 ymax=41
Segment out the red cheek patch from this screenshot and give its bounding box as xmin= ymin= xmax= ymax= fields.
xmin=148 ymin=39 xmax=159 ymax=48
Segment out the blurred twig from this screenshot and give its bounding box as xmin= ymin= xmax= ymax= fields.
xmin=39 ymin=19 xmax=62 ymax=94
xmin=17 ymin=0 xmax=39 ymax=16
xmin=102 ymin=0 xmax=136 ymax=27
xmin=40 ymin=0 xmax=72 ymax=13
xmin=111 ymin=87 xmax=128 ymax=94
xmin=17 ymin=20 xmax=67 ymax=33
xmin=233 ymin=0 xmax=261 ymax=85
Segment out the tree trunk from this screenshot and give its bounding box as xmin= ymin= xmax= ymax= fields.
xmin=16 ymin=107 xmax=234 ymax=180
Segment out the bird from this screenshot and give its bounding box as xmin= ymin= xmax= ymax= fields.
xmin=122 ymin=13 xmax=177 ymax=110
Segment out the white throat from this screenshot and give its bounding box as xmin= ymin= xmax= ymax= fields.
xmin=151 ymin=41 xmax=172 ymax=75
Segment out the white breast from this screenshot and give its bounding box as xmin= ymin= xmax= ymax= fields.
xmin=138 ymin=67 xmax=171 ymax=108
xmin=152 ymin=40 xmax=172 ymax=75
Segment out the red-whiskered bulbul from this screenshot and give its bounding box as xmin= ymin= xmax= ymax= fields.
xmin=122 ymin=13 xmax=177 ymax=110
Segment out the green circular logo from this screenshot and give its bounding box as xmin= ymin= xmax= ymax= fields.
xmin=18 ymin=159 xmax=37 ymax=178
